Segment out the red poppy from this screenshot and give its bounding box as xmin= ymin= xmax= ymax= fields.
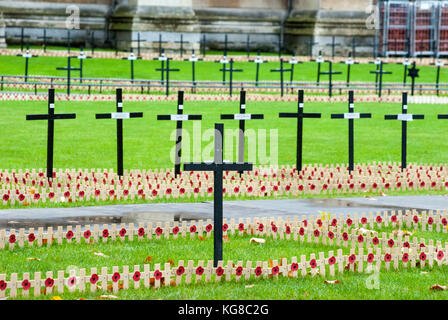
xmin=138 ymin=189 xmax=144 ymax=196
xmin=66 ymin=230 xmax=74 ymax=240
xmin=216 ymin=267 xmax=224 ymax=276
xmin=372 ymin=183 xmax=378 ymax=189
xmin=420 ymin=181 xmax=425 ymax=188
xmin=172 ymin=226 xmax=179 ymax=235
xmin=123 ymin=189 xmax=129 ymax=196
xmin=190 ymin=225 xmax=197 ymax=233
xmin=367 ymin=253 xmax=375 ymax=263
xmin=172 ymin=266 xmax=184 ymax=277
xmin=223 ymin=224 xmax=229 ymax=232
xmin=428 ymin=217 xmax=433 ymax=225
xmin=285 ymin=225 xmax=291 ymax=234
xmin=442 ymin=218 xmax=448 ymax=226
xmin=313 ymin=229 xmax=319 ymax=237
xmin=102 ymin=229 xmax=109 ymax=238
xmin=342 ymin=232 xmax=348 ymax=241
xmin=205 ymin=224 xmax=213 ymax=232
xmin=376 ymin=216 xmax=382 ymax=224
xmin=338 ymin=184 xmax=343 ymax=190
xmin=196 ymin=266 xmax=204 ymax=276
xmin=331 ymin=219 xmax=337 ymax=227
xmin=9 ymin=234 xmax=16 ymax=244
xmin=302 ymin=220 xmax=308 ymax=227
xmin=316 ymin=219 xmax=322 ymax=227
xmin=154 ymin=270 xmax=162 ymax=280
xmin=384 ymin=253 xmax=392 ymax=262
xmin=18 ymin=194 xmax=25 ymax=201
xmin=323 ymin=184 xmax=328 ymax=190
xmin=357 ymin=235 xmax=364 ymax=243
xmin=151 ymin=189 xmax=158 ymax=196
xmin=361 ymin=217 xmax=367 ymax=224
xmin=328 ymin=256 xmax=336 ymax=265
xmin=138 ymin=228 xmax=145 ymax=237
xmin=111 ymin=272 xmax=120 ymax=283
xmin=309 ymin=259 xmax=317 ymax=269
xmin=396 ymin=182 xmax=402 ymax=188
xmin=0 ymin=280 xmax=6 ymax=291
xmin=349 ymin=254 xmax=356 ymax=264
xmin=391 ymin=215 xmax=397 ymax=223
xmin=409 ymin=181 xmax=414 ymax=188
xmin=64 ymin=191 xmax=70 ymax=198
xmin=155 ymin=227 xmax=163 ymax=236
xmin=90 ymin=274 xmax=99 ymax=284
xmin=258 ymin=224 xmax=264 ymax=232
xmin=402 ymin=253 xmax=409 ymax=263
xmin=413 ymin=215 xmax=419 ymax=223
xmin=235 ymin=266 xmax=243 ymax=276
xmin=420 ymin=252 xmax=427 ymax=261
xmin=133 ymin=271 xmax=141 ymax=282
xmin=388 ymin=239 xmax=395 ymax=248
xmin=420 ymin=243 xmax=426 ymax=248
xmin=45 ymin=278 xmax=54 ymax=288
xmin=28 ymin=233 xmax=35 ymax=242
xmin=437 ymin=251 xmax=444 ymax=260
xmin=238 ymin=223 xmax=244 ymax=232
xmin=48 ymin=192 xmax=55 ymax=199
xmin=94 ymin=190 xmax=101 ymax=196
xmin=299 ymin=227 xmax=305 ymax=236
xmin=346 ymin=218 xmax=352 ymax=226
xmin=68 ymin=277 xmax=77 ymax=287
xmin=22 ymin=279 xmax=31 ymax=290
xmin=327 ymin=231 xmax=334 ymax=239
xmin=298 ymin=185 xmax=304 ymax=191
xmin=403 ymin=242 xmax=410 ymax=248
xmin=83 ymin=230 xmax=91 ymax=239
xmin=78 ymin=191 xmax=85 ymax=198
xmin=33 ymin=193 xmax=40 ymax=200
xmin=119 ymin=228 xmax=126 ymax=237
xmin=272 ymin=266 xmax=280 ymax=275
xmin=2 ymin=194 xmax=9 ymax=201
xmin=291 ymin=263 xmax=299 ymax=271
xmin=271 ymin=225 xmax=278 ymax=233
xmin=247 ymin=186 xmax=253 ymax=193
xmin=372 ymin=237 xmax=379 ymax=245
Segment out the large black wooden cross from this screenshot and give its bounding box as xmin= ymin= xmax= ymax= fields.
xmin=153 ymin=50 xmax=169 ymax=85
xmin=18 ymin=27 xmax=30 ymax=52
xmin=249 ymin=50 xmax=267 ymax=87
xmin=319 ymin=61 xmax=342 ymax=97
xmin=157 ymin=90 xmax=202 ymax=176
xmin=339 ymin=53 xmax=358 ymax=87
xmin=312 ymin=51 xmax=324 ymax=86
xmin=37 ymin=28 xmax=51 ymax=53
xmin=287 ymin=56 xmax=302 ymax=88
xmin=157 ymin=33 xmax=168 ymax=55
xmin=397 ymin=58 xmax=412 ymax=87
xmin=16 ymin=45 xmax=38 ymax=83
xmin=431 ymin=59 xmax=444 ymax=96
xmin=215 ymin=55 xmax=230 ymax=85
xmin=75 ymin=47 xmax=92 ymax=84
xmin=184 ymin=123 xmax=253 ymax=266
xmin=220 ymin=90 xmax=263 ymax=172
xmin=270 ymin=58 xmax=292 ymax=97
xmin=349 ymin=38 xmax=364 ymax=60
xmin=95 ymin=88 xmax=143 ymax=177
xmin=244 ymin=34 xmax=255 ymax=58
xmin=175 ymin=34 xmax=188 ymax=57
xmin=369 ymin=60 xmax=391 ymax=98
xmin=219 ymin=58 xmax=243 ymax=96
xmin=183 ymin=50 xmax=203 ymax=90
xmin=279 ymin=90 xmax=322 ymax=172
xmin=385 ymin=92 xmax=424 ymax=171
xmin=122 ymin=50 xmax=142 ymax=83
xmin=56 ymin=56 xmax=81 ymax=96
xmin=325 ymin=36 xmax=341 ymax=59
xmin=331 ymin=91 xmax=371 ymax=172
xmin=156 ymin=58 xmax=180 ymax=96
xmin=26 ymin=88 xmax=76 ymax=179
xmin=218 ymin=34 xmax=232 ymax=57
xmin=62 ymin=30 xmax=73 ymax=55
xmin=407 ymin=62 xmax=419 ymax=96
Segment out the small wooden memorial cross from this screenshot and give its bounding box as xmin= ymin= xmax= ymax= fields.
xmin=184 ymin=123 xmax=253 ymax=266
xmin=279 ymin=90 xmax=322 ymax=172
xmin=220 ymin=90 xmax=264 ymax=173
xmin=153 ymin=50 xmax=170 ymax=85
xmin=183 ymin=50 xmax=203 ymax=90
xmin=384 ymin=92 xmax=424 ymax=171
xmin=397 ymin=58 xmax=412 ymax=87
xmin=18 ymin=27 xmax=30 ymax=52
xmin=369 ymin=60 xmax=391 ymax=98
xmin=431 ymin=59 xmax=444 ymax=96
xmin=270 ymin=58 xmax=292 ymax=97
xmin=157 ymin=90 xmax=203 ymax=176
xmin=37 ymin=28 xmax=51 ymax=53
xmin=331 ymin=91 xmax=372 ymax=172
xmin=95 ymin=88 xmax=143 ymax=177
xmin=156 ymin=58 xmax=180 ymax=96
xmin=249 ymin=50 xmax=267 ymax=87
xmin=215 ymin=55 xmax=230 ymax=85
xmin=325 ymin=36 xmax=341 ymax=59
xmin=16 ymin=45 xmax=38 ymax=83
xmin=26 ymin=88 xmax=76 ymax=179
xmin=319 ymin=61 xmax=342 ymax=97
xmin=407 ymin=62 xmax=419 ymax=96
xmin=219 ymin=58 xmax=243 ymax=96
xmin=339 ymin=53 xmax=358 ymax=87
xmin=122 ymin=50 xmax=142 ymax=83
xmin=75 ymin=47 xmax=92 ymax=84
xmin=56 ymin=56 xmax=81 ymax=96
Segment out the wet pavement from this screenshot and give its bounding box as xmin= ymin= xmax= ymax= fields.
xmin=0 ymin=195 xmax=447 ymax=229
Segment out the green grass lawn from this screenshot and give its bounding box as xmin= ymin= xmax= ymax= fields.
xmin=1 ymin=99 xmax=447 ymax=170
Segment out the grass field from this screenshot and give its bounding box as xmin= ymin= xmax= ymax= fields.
xmin=1 ymin=99 xmax=447 ymax=170
xmin=0 ymin=52 xmax=446 ymax=86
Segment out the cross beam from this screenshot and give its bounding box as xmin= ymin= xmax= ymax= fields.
xmin=331 ymin=91 xmax=372 ymax=172
xmin=384 ymin=92 xmax=424 ymax=171
xmin=37 ymin=28 xmax=52 ymax=53
xmin=270 ymin=58 xmax=292 ymax=97
xmin=16 ymin=45 xmax=38 ymax=83
xmin=184 ymin=123 xmax=253 ymax=266
xmin=279 ymin=90 xmax=322 ymax=172
xmin=319 ymin=61 xmax=342 ymax=97
xmin=219 ymin=58 xmax=243 ymax=96
xmin=25 ymin=89 xmax=76 ymax=179
xmin=56 ymin=56 xmax=81 ymax=96
xmin=95 ymin=88 xmax=143 ymax=177
xmin=369 ymin=60 xmax=391 ymax=98
xmin=156 ymin=58 xmax=180 ymax=96
xmin=157 ymin=90 xmax=203 ymax=176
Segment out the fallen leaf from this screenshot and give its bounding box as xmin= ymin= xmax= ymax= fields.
xmin=42 ymin=239 xmax=48 ymax=245
xmin=27 ymin=257 xmax=40 ymax=261
xmin=223 ymin=235 xmax=230 ymax=242
xmin=268 ymin=259 xmax=273 ymax=268
xmin=96 ymin=295 xmax=118 ymax=299
xmin=430 ymin=284 xmax=447 ymax=291
xmin=245 ymin=285 xmax=255 ymax=288
xmin=324 ymin=280 xmax=340 ymax=284
xmin=379 ymin=191 xmax=387 ymax=197
xmin=288 ymin=271 xmax=294 ymax=278
xmin=51 ymin=296 xmax=63 ymax=300
xmin=170 ymin=279 xmax=177 ymax=287
xmin=107 ymin=283 xmax=124 ymax=292
xmin=344 ymin=263 xmax=357 ymax=271
xmin=250 ymin=237 xmax=265 ymax=244
xmin=198 ymin=236 xmax=207 ymax=241
xmin=77 ymin=298 xmax=87 ymax=300
xmin=167 ymin=259 xmax=175 ymax=266
xmin=145 ymin=256 xmax=152 ymax=263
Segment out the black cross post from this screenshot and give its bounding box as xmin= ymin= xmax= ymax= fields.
xmin=183 ymin=50 xmax=203 ymax=90
xmin=270 ymin=58 xmax=292 ymax=97
xmin=325 ymin=36 xmax=341 ymax=59
xmin=95 ymin=88 xmax=143 ymax=177
xmin=249 ymin=50 xmax=267 ymax=87
xmin=56 ymin=56 xmax=81 ymax=96
xmin=219 ymin=34 xmax=230 ymax=57
xmin=287 ymin=56 xmax=302 ymax=89
xmin=88 ymin=31 xmax=95 ymax=55
xmin=431 ymin=59 xmax=444 ymax=96
xmin=201 ymin=34 xmax=207 ymax=56
xmin=62 ymin=30 xmax=72 ymax=55
xmin=349 ymin=38 xmax=363 ymax=60
xmin=407 ymin=62 xmax=419 ymax=96
xmin=157 ymin=33 xmax=168 ymax=56
xmin=156 ymin=58 xmax=180 ymax=96
xmin=184 ymin=123 xmax=253 ymax=266
xmin=153 ymin=50 xmax=169 ymax=85
xmin=312 ymin=51 xmax=324 ymax=86
xmin=339 ymin=53 xmax=358 ymax=87
xmin=385 ymin=92 xmax=424 ymax=171
xmin=25 ymin=88 xmax=76 ymax=179
xmin=75 ymin=47 xmax=92 ymax=84
xmin=220 ymin=90 xmax=263 ymax=172
xmin=369 ymin=60 xmax=391 ymax=98
xmin=331 ymin=91 xmax=371 ymax=172
xmin=135 ymin=32 xmax=144 ymax=57
xmin=16 ymin=45 xmax=38 ymax=83
xmin=18 ymin=27 xmax=30 ymax=52
xmin=305 ymin=36 xmax=318 ymax=60
xmin=244 ymin=34 xmax=255 ymax=58
xmin=122 ymin=50 xmax=142 ymax=83
xmin=215 ymin=55 xmax=230 ymax=85
xmin=175 ymin=34 xmax=188 ymax=57
xmin=219 ymin=58 xmax=243 ymax=96
xmin=279 ymin=90 xmax=322 ymax=172
xmin=319 ymin=61 xmax=342 ymax=97
xmin=157 ymin=90 xmax=202 ymax=177
xmin=37 ymin=28 xmax=51 ymax=53
xmin=397 ymin=58 xmax=412 ymax=87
